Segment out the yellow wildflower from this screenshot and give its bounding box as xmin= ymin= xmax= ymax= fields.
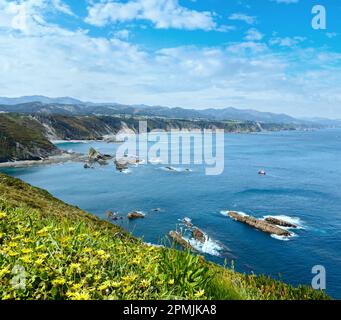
xmin=7 ymin=242 xmax=18 ymax=248
xmin=111 ymin=281 xmax=122 ymax=288
xmin=71 ymin=283 xmax=83 ymax=291
xmin=20 ymin=255 xmax=33 ymax=263
xmin=122 ymin=275 xmax=138 ymax=283
xmin=122 ymin=285 xmax=134 ymax=294
xmin=8 ymin=251 xmax=19 ymax=257
xmin=96 ymin=249 xmax=106 ymax=256
xmin=94 ymin=275 xmax=101 ymax=281
xmin=70 ymin=291 xmax=91 ymax=300
xmin=52 ymin=278 xmax=66 ymax=286
xmin=98 ymin=280 xmax=111 ymax=291
xmin=168 ymin=279 xmax=175 ymax=285
xmin=0 ymin=266 xmax=10 ymax=278
xmin=194 ymin=289 xmax=205 ymax=298
xmin=37 ymin=253 xmax=48 ymax=259
xmin=37 ymin=226 xmax=50 ymax=237
xmin=140 ymin=279 xmax=151 ymax=288
xmin=82 ymin=247 xmax=93 ymax=254
xmin=0 ymin=212 xmax=7 ymax=219
xmin=21 ymin=248 xmax=33 ymax=254
xmin=70 ymin=263 xmax=81 ymax=273
xmin=35 ymin=258 xmax=44 ymax=266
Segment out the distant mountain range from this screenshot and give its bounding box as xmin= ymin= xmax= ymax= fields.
xmin=0 ymin=95 xmax=339 ymax=126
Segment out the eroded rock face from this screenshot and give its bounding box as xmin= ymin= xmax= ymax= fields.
xmin=87 ymin=148 xmax=112 ymax=166
xmin=127 ymin=211 xmax=145 ymax=219
xmin=192 ymin=227 xmax=206 ymax=243
xmin=168 ymin=231 xmax=194 ymax=250
xmin=228 ymin=211 xmax=291 ymax=237
xmin=265 ymin=217 xmax=297 ymax=228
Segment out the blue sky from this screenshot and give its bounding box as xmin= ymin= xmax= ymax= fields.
xmin=0 ymin=0 xmax=340 ymax=118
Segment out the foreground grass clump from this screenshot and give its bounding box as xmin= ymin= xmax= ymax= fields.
xmin=0 ymin=173 xmax=330 ymax=300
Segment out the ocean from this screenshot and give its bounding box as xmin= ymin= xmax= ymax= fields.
xmin=2 ymin=129 xmax=341 ymax=298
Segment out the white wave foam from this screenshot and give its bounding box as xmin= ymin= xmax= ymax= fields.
xmin=183 ymin=217 xmax=192 ymax=224
xmin=148 ymin=158 xmax=163 ymax=164
xmin=52 ymin=140 xmax=89 ymax=144
xmin=162 ymin=166 xmax=192 ymax=173
xmin=220 ymin=210 xmax=249 ymax=217
xmin=271 ymin=232 xmax=297 ymax=241
xmin=271 ymin=234 xmax=291 ymax=241
xmin=121 ymin=169 xmax=132 ymax=174
xmin=185 ymin=235 xmax=223 ymax=257
xmin=133 ymin=159 xmax=146 ymax=166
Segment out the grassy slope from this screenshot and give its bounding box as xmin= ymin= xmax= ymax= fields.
xmin=0 ymin=114 xmax=57 ymax=162
xmin=0 ymin=173 xmax=330 ymax=300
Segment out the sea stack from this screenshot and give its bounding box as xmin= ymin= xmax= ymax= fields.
xmin=228 ymin=211 xmax=291 ymax=237
xmin=265 ymin=217 xmax=297 ymax=228
xmin=127 ymin=211 xmax=145 ymax=219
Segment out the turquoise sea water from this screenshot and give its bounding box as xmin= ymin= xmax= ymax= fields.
xmin=2 ymin=129 xmax=341 ymax=298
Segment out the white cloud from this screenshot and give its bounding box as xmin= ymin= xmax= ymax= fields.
xmin=114 ymin=29 xmax=131 ymax=40
xmin=51 ymin=0 xmax=75 ymax=16
xmin=0 ymin=0 xmax=74 ymax=33
xmin=244 ymin=28 xmax=263 ymax=41
xmin=269 ymin=36 xmax=305 ymax=47
xmin=228 ymin=13 xmax=256 ymax=25
xmin=326 ymin=32 xmax=338 ymax=39
xmin=85 ymin=0 xmax=217 ymax=31
xmin=0 ymin=0 xmax=341 ymax=118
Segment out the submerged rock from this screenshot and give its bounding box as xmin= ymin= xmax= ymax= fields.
xmin=114 ymin=156 xmax=143 ymax=171
xmin=127 ymin=211 xmax=145 ymax=219
xmin=106 ymin=210 xmax=123 ymax=221
xmin=228 ymin=211 xmax=291 ymax=237
xmin=183 ymin=217 xmax=193 ymax=228
xmin=265 ymin=217 xmax=297 ymax=228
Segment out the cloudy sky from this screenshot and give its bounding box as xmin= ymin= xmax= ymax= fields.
xmin=0 ymin=0 xmax=340 ymax=118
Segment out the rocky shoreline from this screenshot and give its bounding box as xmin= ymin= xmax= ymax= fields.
xmin=0 ymin=152 xmax=86 ymax=168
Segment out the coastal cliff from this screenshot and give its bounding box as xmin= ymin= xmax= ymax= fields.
xmin=0 ymin=112 xmax=307 ymax=163
xmin=0 ymin=114 xmax=60 ymax=162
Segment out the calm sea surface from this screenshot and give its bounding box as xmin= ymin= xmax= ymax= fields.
xmin=2 ymin=129 xmax=341 ymax=298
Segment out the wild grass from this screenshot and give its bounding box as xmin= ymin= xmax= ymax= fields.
xmin=0 ymin=173 xmax=331 ymax=300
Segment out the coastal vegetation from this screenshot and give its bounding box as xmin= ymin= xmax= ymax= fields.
xmin=0 ymin=114 xmax=58 ymax=162
xmin=0 ymin=173 xmax=330 ymax=300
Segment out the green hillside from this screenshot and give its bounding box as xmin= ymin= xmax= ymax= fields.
xmin=0 ymin=114 xmax=58 ymax=162
xmin=0 ymin=173 xmax=329 ymax=300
